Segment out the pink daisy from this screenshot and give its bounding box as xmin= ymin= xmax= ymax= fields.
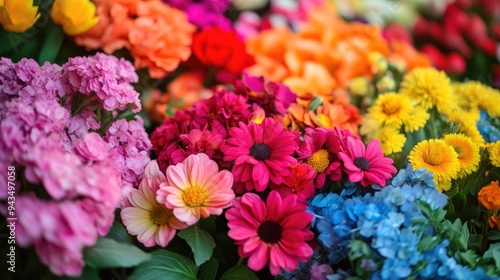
xmin=170 ymin=128 xmax=226 ymax=164
xmin=337 ymin=136 xmax=397 ymax=187
xmin=157 ymin=153 xmax=235 ymax=225
xmin=121 ymin=160 xmax=188 ymax=247
xmin=271 ymin=163 xmax=316 ymax=202
xmin=226 ymin=191 xmax=314 ymax=275
xmin=220 ymin=117 xmax=297 ymax=193
xmin=304 ymin=128 xmax=343 ymax=188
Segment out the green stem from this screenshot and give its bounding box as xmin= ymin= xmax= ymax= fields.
xmin=236 ymin=258 xmax=244 ymax=266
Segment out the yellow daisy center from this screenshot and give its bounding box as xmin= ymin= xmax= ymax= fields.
xmin=307 ymin=149 xmax=330 ymax=173
xmin=150 ymin=204 xmax=171 ymax=225
xmin=182 ymin=186 xmax=207 ymax=207
xmin=424 ymin=150 xmax=444 ymax=166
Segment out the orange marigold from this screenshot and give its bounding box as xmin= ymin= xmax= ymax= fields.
xmin=478 ymin=181 xmax=500 ymax=210
xmin=489 ymin=213 xmax=500 ymax=230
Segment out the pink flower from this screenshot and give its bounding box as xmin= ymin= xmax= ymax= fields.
xmin=226 ymin=191 xmax=314 ymax=275
xmin=157 ymin=153 xmax=235 ymax=225
xmin=220 ymin=118 xmax=297 ymax=193
xmin=338 ymin=137 xmax=397 ymax=187
xmin=271 ymin=163 xmax=316 ymax=202
xmin=304 ymin=128 xmax=343 ymax=188
xmin=121 ymin=160 xmax=188 ymax=247
xmin=170 ymin=128 xmax=226 ymax=164
xmin=73 ymin=132 xmax=109 ymax=162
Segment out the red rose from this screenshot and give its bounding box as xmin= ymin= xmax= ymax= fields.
xmin=192 ymin=27 xmax=254 ymax=73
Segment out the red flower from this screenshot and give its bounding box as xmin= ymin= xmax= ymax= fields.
xmin=192 ymin=27 xmax=254 ymax=73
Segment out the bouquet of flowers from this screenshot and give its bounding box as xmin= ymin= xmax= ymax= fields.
xmin=1 ymin=0 xmax=500 ymax=279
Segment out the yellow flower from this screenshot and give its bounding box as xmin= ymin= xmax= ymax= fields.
xmin=443 ymin=133 xmax=480 ymax=178
xmin=489 ymin=141 xmax=500 ymax=168
xmin=403 ymin=105 xmax=429 ymax=133
xmin=399 ymin=67 xmax=457 ymax=115
xmin=455 ymin=81 xmax=500 ymax=118
xmin=446 ymin=110 xmax=485 ymax=146
xmin=360 ymin=113 xmax=382 ymax=140
xmin=369 ymin=52 xmax=388 ymax=75
xmin=0 ymin=0 xmax=40 ymax=33
xmin=376 ymin=127 xmax=406 ymax=155
xmin=375 ymin=75 xmax=396 ymax=93
xmin=348 ymin=76 xmax=371 ymax=96
xmin=408 ymin=139 xmax=460 ymax=191
xmin=369 ymin=92 xmax=411 ymax=128
xmin=51 ymin=0 xmax=98 ymax=36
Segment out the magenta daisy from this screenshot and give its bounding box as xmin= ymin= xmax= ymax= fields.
xmin=304 ymin=128 xmax=343 ymax=188
xmin=337 ymin=136 xmax=397 ymax=187
xmin=220 ymin=117 xmax=298 ymax=193
xmin=157 ymin=153 xmax=235 ymax=225
xmin=121 ymin=160 xmax=188 ymax=247
xmin=226 ymin=191 xmax=314 ymax=275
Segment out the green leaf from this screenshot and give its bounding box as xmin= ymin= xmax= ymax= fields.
xmin=197 ymin=257 xmax=218 ymax=280
xmin=130 ymin=250 xmax=197 ymax=280
xmin=487 ymin=230 xmax=500 ymax=241
xmin=220 ymin=265 xmax=259 ymax=280
xmin=83 ymin=237 xmax=151 ymax=268
xmin=418 ymin=236 xmax=440 ymax=252
xmin=38 ymin=24 xmax=65 ymax=63
xmin=105 ymin=220 xmax=133 ymax=243
xmin=178 ymin=225 xmax=216 ymax=266
xmin=456 ymin=250 xmax=480 ymax=268
xmin=60 ymin=267 xmax=99 ymax=280
xmin=458 ymin=222 xmax=470 ymax=251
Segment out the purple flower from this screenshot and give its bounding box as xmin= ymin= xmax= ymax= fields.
xmin=164 ymin=0 xmax=231 ymax=29
xmin=63 ymin=53 xmax=141 ymax=112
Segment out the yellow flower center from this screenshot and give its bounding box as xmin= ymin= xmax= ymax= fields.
xmin=150 ymin=204 xmax=171 ymax=225
xmin=182 ymin=186 xmax=207 ymax=207
xmin=424 ymin=151 xmax=443 ymax=166
xmin=381 ymin=100 xmax=401 ymax=115
xmin=307 ymin=149 xmax=330 ymax=173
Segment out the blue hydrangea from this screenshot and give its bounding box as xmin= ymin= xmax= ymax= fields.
xmin=477 ymin=110 xmax=500 ymax=143
xmin=304 ymin=165 xmax=497 ymax=280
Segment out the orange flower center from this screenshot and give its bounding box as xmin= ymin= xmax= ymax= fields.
xmin=307 ymin=149 xmax=330 ymax=173
xmin=382 ymin=100 xmax=401 ymax=115
xmin=182 ymin=186 xmax=207 ymax=207
xmin=150 ymin=204 xmax=171 ymax=225
xmin=424 ymin=150 xmax=444 ymax=166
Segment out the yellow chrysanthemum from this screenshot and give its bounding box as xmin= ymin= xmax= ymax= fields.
xmin=408 ymin=139 xmax=460 ymax=191
xmin=403 ymin=105 xmax=429 ymax=133
xmin=455 ymin=81 xmax=500 ymax=118
xmin=443 ymin=133 xmax=480 ymax=178
xmin=51 ymin=0 xmax=99 ymax=36
xmin=446 ymin=110 xmax=485 ymax=146
xmin=369 ymin=92 xmax=411 ymax=128
xmin=435 ymin=178 xmax=453 ymax=192
xmin=0 ymin=0 xmax=40 ymax=33
xmin=360 ymin=113 xmax=382 ymax=140
xmin=399 ymin=67 xmax=457 ymax=115
xmin=489 ymin=141 xmax=500 ymax=167
xmin=376 ymin=127 xmax=406 ymax=155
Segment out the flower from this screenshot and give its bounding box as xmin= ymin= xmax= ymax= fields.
xmin=368 ymin=92 xmax=411 ymax=128
xmin=478 ymin=181 xmax=500 ymax=210
xmin=338 ymin=136 xmax=397 ymax=187
xmin=121 ymin=160 xmax=188 ymax=247
xmin=376 ymin=127 xmax=407 ymax=155
xmin=489 ymin=141 xmax=500 ymax=167
xmin=0 ymin=0 xmax=40 ymax=33
xmin=128 ymin=1 xmax=196 ymax=79
xmin=226 ymin=191 xmax=314 ymax=275
xmin=157 ymin=153 xmax=235 ymax=225
xmin=488 ymin=213 xmax=500 ymax=230
xmin=220 ymin=118 xmax=298 ymax=193
xmin=271 ymin=163 xmax=316 ymax=202
xmin=399 ymin=67 xmax=456 ymax=114
xmin=408 ymin=139 xmax=460 ymax=191
xmin=193 ymin=27 xmax=254 ymax=73
xmin=51 ymin=0 xmax=99 ymax=36
xmin=63 ymin=52 xmax=141 ymax=112
xmin=443 ymin=133 xmax=480 ymax=178
xmin=304 ymin=128 xmax=343 ymax=188
xmin=402 ymin=105 xmax=430 ymax=133
xmin=169 ymin=128 xmax=225 ymax=164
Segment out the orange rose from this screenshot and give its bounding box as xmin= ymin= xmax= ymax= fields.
xmin=478 ymin=181 xmax=500 ymax=210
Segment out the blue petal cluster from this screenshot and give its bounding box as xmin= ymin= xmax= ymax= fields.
xmin=477 ymin=110 xmax=500 ymax=142
xmin=305 ymin=165 xmax=495 ymax=280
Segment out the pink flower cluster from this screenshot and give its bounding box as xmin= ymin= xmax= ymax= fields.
xmin=0 ymin=55 xmax=150 ymax=276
